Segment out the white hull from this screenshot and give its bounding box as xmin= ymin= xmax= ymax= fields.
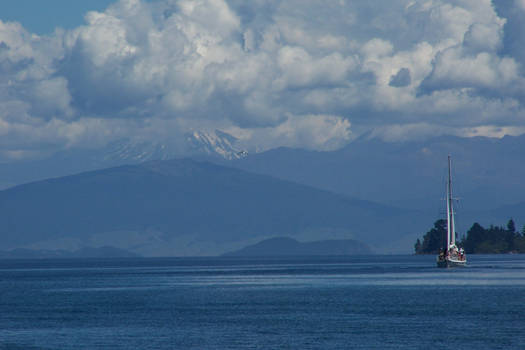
xmin=437 ymin=256 xmax=467 ymax=268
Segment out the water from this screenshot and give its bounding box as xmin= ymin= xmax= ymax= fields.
xmin=1 ymin=254 xmax=524 ymax=349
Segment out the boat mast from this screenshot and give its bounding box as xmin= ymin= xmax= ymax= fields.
xmin=447 ymin=155 xmax=455 ymax=248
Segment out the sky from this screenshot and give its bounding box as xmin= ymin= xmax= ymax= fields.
xmin=0 ymin=1 xmax=117 ymax=34
xmin=0 ymin=0 xmax=525 ymax=160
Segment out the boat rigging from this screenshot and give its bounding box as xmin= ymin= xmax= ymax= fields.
xmin=437 ymin=155 xmax=466 ymax=267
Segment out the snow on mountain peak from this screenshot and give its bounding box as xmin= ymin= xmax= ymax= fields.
xmin=103 ymin=130 xmax=247 ymax=163
xmin=186 ymin=130 xmax=248 ymax=160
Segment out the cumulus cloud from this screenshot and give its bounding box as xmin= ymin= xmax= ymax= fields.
xmin=235 ymin=113 xmax=352 ymax=152
xmin=0 ymin=0 xmax=524 ymax=159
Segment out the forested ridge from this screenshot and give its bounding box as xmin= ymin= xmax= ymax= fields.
xmin=414 ymin=219 xmax=525 ymax=254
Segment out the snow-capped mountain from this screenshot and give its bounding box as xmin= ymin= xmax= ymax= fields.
xmin=185 ymin=130 xmax=247 ymax=160
xmin=0 ymin=129 xmax=249 ymax=190
xmin=102 ymin=139 xmax=180 ymax=163
xmin=103 ymin=129 xmax=248 ymax=163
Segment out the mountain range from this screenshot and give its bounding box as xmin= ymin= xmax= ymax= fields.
xmin=1 ymin=133 xmax=524 ymax=256
xmin=3 ymin=133 xmax=524 ymax=214
xmin=225 ymin=134 xmax=525 ymax=215
xmin=0 ymin=129 xmax=246 ymax=190
xmin=0 ymin=158 xmax=428 ymax=256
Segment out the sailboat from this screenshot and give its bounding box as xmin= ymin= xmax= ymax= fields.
xmin=437 ymin=155 xmax=467 ymax=268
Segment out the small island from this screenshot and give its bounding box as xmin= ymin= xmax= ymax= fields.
xmin=415 ymin=219 xmax=525 ymax=254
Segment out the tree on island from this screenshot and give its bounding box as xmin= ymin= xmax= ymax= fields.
xmin=415 ymin=218 xmax=525 ymax=254
xmin=414 ymin=239 xmax=421 ymax=254
xmin=414 ymin=219 xmax=447 ymax=254
xmin=461 ymin=222 xmax=486 ymax=253
xmin=505 ymin=219 xmax=517 ymax=252
xmin=507 ymin=218 xmax=516 ymax=234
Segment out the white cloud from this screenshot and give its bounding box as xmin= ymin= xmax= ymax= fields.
xmin=368 ymin=122 xmax=525 ymax=142
xmin=0 ymin=0 xmax=524 ymax=160
xmin=78 ymin=11 xmax=138 ymax=67
xmin=463 ymin=125 xmax=525 ymax=138
xmin=31 ymin=77 xmax=74 ymax=118
xmin=242 ymin=114 xmax=352 ymax=152
xmin=362 ymin=38 xmax=393 ymax=58
xmin=274 ymin=46 xmax=357 ymax=90
xmin=463 ymin=22 xmax=504 ymax=52
xmin=424 ymin=48 xmax=519 ymax=89
xmin=516 ymin=0 xmax=525 ymax=11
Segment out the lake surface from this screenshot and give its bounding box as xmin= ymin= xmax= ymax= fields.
xmin=1 ymin=254 xmax=524 ymax=349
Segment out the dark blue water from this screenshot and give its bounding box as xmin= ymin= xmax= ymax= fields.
xmin=1 ymin=255 xmax=524 ymax=349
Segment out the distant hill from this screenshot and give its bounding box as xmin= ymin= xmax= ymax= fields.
xmin=227 ymin=134 xmax=525 ymax=212
xmin=468 ymin=201 xmax=525 ymax=231
xmin=2 ymin=134 xmax=525 ymax=216
xmin=0 ymin=130 xmax=243 ymax=190
xmin=222 ymin=237 xmax=372 ymax=256
xmin=0 ymin=246 xmax=140 ymax=259
xmin=0 ymin=158 xmax=425 ymax=256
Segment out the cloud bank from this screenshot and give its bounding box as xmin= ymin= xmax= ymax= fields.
xmin=0 ymin=0 xmax=524 ymax=159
